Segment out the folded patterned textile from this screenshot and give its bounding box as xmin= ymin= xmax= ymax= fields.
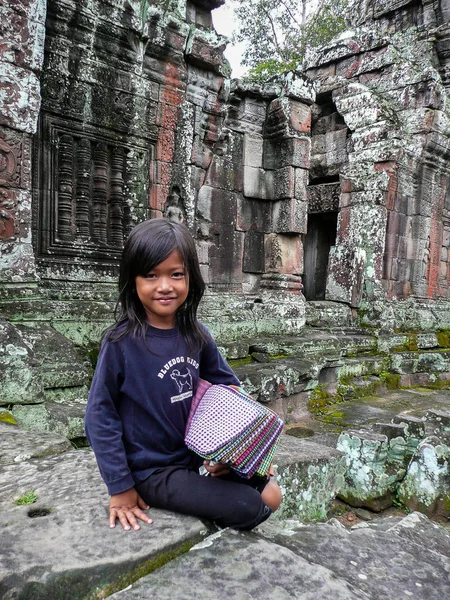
xmin=184 ymin=379 xmax=283 ymax=478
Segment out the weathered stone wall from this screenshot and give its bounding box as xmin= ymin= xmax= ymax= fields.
xmin=2 ymin=0 xmax=450 ymax=436
xmin=306 ymin=0 xmax=450 ymax=313
xmin=1 ymin=0 xmax=307 ymax=331
xmin=0 ymin=0 xmax=46 ymax=285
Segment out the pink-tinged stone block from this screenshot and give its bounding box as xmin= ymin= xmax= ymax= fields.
xmin=187 ymin=34 xmax=227 ymax=71
xmin=0 ymin=126 xmax=31 ymax=190
xmin=0 ymin=1 xmax=46 ymax=71
xmin=157 ymin=103 xmax=179 ymax=129
xmin=155 ymin=161 xmax=173 ymax=187
xmin=0 ymin=188 xmax=19 ymax=239
xmin=305 ymin=63 xmax=336 ymax=81
xmin=159 ymin=81 xmax=184 ymax=107
xmin=165 ymin=27 xmax=189 ymax=53
xmin=264 ymin=233 xmax=303 ymax=275
xmin=150 ymin=184 xmax=169 ymax=212
xmin=156 ymin=128 xmax=176 ymax=162
xmin=0 ymin=63 xmax=41 ymax=133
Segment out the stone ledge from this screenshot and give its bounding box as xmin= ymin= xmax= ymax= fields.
xmin=0 ymin=449 xmax=206 ymax=600
xmin=107 ymin=513 xmax=450 ymax=600
xmin=273 ymin=435 xmax=345 ymax=521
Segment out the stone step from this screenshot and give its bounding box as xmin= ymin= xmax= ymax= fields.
xmin=222 ymin=328 xmax=450 ymax=364
xmin=247 ymin=327 xmax=378 ymax=359
xmin=305 ymin=301 xmax=354 ymax=327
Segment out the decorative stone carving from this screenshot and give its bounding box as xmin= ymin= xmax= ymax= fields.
xmin=164 ymin=186 xmax=186 ymax=223
xmin=34 ymin=115 xmax=150 ymax=266
xmin=0 ymin=129 xmax=31 ymax=190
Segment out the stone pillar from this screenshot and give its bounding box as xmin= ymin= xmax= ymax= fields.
xmin=0 ymin=0 xmax=47 ymax=289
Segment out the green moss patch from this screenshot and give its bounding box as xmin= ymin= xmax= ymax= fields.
xmin=379 ymin=372 xmax=401 ymax=390
xmin=88 ymin=538 xmax=202 ymax=600
xmin=228 ymin=356 xmax=253 ymax=368
xmin=437 ymin=329 xmax=450 ymax=348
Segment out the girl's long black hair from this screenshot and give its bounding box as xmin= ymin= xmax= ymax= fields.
xmin=108 ymin=218 xmax=209 ymax=352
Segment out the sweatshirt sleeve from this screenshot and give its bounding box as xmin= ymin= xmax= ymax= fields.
xmin=84 ymin=338 xmax=135 ymax=495
xmin=199 ymin=328 xmax=240 ymax=387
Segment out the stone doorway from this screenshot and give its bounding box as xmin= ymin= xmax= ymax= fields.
xmin=303 ymin=211 xmax=338 ymax=300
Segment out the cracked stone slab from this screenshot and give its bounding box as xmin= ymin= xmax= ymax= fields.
xmin=0 ymin=449 xmax=206 ymax=600
xmin=260 ymin=513 xmax=450 ymax=600
xmin=109 ymin=528 xmax=369 ymax=600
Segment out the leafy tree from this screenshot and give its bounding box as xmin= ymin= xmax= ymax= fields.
xmin=232 ymin=0 xmax=348 ymax=81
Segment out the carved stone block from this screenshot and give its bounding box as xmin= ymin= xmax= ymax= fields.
xmin=265 ymin=233 xmax=303 ymax=275
xmin=273 ymin=166 xmax=294 ymax=201
xmin=0 ymin=1 xmax=46 ymax=71
xmin=0 ymin=189 xmax=18 ymax=239
xmin=0 ymin=127 xmax=31 ymax=190
xmin=272 ymin=198 xmax=308 ymax=234
xmin=307 ymin=183 xmax=340 ymax=213
xmin=34 ymin=114 xmax=150 ymax=267
xmin=0 ymin=63 xmax=41 ymax=134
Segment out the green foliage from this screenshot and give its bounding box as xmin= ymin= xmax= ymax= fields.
xmin=14 ymin=490 xmax=38 ymax=506
xmin=232 ymin=0 xmax=349 ymax=82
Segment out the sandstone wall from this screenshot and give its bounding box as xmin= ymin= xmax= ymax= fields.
xmin=307 ymin=0 xmax=450 ymax=311
xmin=2 ymin=0 xmax=450 ymax=432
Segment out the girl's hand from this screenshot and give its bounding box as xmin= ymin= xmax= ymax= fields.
xmin=203 ymin=459 xmax=231 ymax=478
xmin=109 ymin=488 xmax=153 ymax=531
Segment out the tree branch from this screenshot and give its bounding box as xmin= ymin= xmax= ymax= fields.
xmin=278 ymin=0 xmax=303 ymax=27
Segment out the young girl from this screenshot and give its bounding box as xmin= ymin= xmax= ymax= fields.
xmin=85 ymin=218 xmax=282 ymax=532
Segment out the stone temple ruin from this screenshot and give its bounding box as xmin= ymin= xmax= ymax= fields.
xmin=1 ymin=0 xmax=450 ymax=527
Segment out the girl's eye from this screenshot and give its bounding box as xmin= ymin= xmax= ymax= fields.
xmin=172 ymin=272 xmax=185 ymax=278
xmin=145 ymin=273 xmax=156 ymax=279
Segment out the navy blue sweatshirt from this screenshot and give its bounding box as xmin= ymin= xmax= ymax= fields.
xmin=84 ymin=323 xmax=240 ymax=495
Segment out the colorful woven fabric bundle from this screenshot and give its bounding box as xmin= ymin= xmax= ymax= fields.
xmin=185 ymin=379 xmax=283 ymax=478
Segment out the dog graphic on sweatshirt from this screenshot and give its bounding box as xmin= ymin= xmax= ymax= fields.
xmin=170 ymin=369 xmax=193 ymax=394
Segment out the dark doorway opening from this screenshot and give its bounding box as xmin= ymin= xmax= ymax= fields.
xmin=303 ymin=212 xmax=338 ymax=300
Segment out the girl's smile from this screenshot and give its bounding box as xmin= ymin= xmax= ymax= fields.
xmin=135 ymin=249 xmax=189 ymax=328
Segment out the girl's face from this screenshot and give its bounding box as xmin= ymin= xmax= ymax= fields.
xmin=135 ymin=249 xmax=189 ymax=329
